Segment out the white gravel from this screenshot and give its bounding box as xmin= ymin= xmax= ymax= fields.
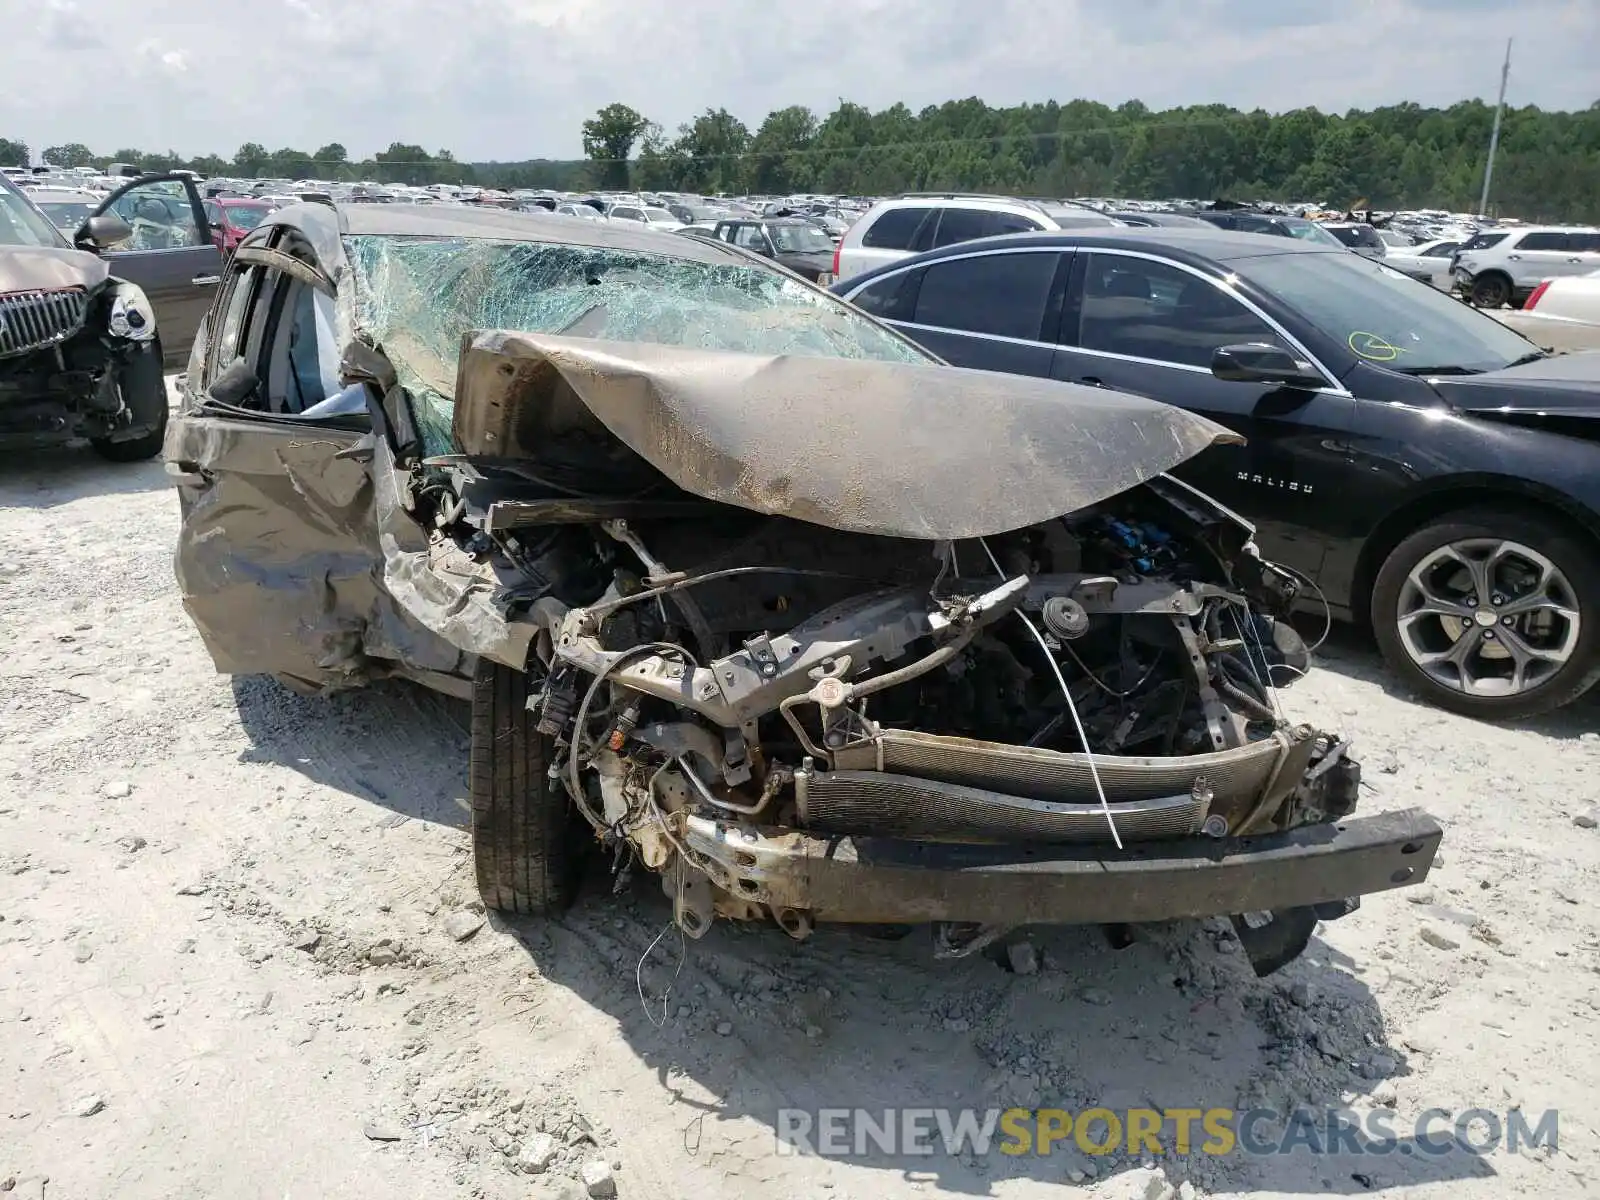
xmin=2 ymin=401 xmax=1598 ymax=1199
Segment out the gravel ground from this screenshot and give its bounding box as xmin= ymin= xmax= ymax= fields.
xmin=3 ymin=396 xmax=1599 ymax=1200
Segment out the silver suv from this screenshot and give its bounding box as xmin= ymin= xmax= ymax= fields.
xmin=1452 ymin=225 xmax=1600 ymax=308
xmin=833 ymin=194 xmax=1120 ymax=282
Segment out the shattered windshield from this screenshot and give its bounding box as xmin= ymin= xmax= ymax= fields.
xmin=346 ymin=235 xmax=929 ymax=453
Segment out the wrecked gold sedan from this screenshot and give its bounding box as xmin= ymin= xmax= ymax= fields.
xmin=166 ymin=203 xmax=1441 ymax=975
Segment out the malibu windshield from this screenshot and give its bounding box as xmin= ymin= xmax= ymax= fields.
xmin=1239 ymin=251 xmax=1537 ymax=374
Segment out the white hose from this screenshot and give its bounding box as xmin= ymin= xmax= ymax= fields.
xmin=979 ymin=539 xmax=1123 ymax=850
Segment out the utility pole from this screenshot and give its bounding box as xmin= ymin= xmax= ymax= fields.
xmin=1478 ymin=38 xmax=1512 ymax=217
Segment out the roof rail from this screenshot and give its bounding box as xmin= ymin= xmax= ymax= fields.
xmin=897 ymin=191 xmax=1028 ymax=202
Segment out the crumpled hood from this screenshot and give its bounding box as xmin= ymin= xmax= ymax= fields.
xmin=452 ymin=331 xmax=1243 ymax=540
xmin=0 ymin=246 xmax=109 ymax=295
xmin=1428 ymin=351 xmax=1600 ymax=418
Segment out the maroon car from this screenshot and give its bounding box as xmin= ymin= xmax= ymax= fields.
xmin=202 ymin=198 xmax=277 ymax=254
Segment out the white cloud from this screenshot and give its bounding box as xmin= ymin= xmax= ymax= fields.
xmin=131 ymin=38 xmax=188 ymax=75
xmin=1 ymin=0 xmax=1593 ymax=161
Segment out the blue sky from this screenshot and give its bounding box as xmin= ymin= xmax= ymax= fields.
xmin=3 ymin=0 xmax=1593 ymax=161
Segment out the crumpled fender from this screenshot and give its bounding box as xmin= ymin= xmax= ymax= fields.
xmin=167 ymin=411 xmax=468 ymax=689
xmin=369 ymin=429 xmax=536 ymax=671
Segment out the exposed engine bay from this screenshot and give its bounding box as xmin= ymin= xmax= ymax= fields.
xmin=342 ymin=329 xmax=1415 ymax=975
xmin=435 ymin=458 xmax=1358 ymax=953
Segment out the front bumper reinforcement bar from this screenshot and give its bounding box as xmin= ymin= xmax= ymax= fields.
xmin=681 ymin=808 xmax=1442 ymax=927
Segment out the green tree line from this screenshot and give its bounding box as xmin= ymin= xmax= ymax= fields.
xmin=597 ymin=97 xmax=1600 ymax=220
xmin=7 ymin=94 xmax=1599 ymax=219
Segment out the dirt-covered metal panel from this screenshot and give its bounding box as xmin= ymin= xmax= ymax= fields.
xmin=451 ymin=331 xmax=1245 ymax=541
xmin=0 ymin=246 xmax=109 ymax=295
xmin=366 ymin=430 xmax=538 ymax=672
xmin=166 ymin=413 xmax=467 ymax=690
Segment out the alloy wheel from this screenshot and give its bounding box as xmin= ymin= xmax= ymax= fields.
xmin=1471 ymin=275 xmax=1510 ymax=308
xmin=1394 ymin=538 xmax=1581 ymax=698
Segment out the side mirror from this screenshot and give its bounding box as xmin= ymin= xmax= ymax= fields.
xmin=1211 ymin=343 xmax=1324 ymax=389
xmin=77 ymin=213 xmax=133 ymax=250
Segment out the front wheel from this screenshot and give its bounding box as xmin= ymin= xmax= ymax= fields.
xmin=1371 ymin=509 xmax=1600 ymax=719
xmin=469 ymin=658 xmax=585 ymax=914
xmin=90 ymin=341 xmax=168 ymax=462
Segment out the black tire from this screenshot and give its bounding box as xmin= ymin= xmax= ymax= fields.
xmin=90 ymin=341 xmax=168 ymax=463
xmin=1371 ymin=509 xmax=1600 ymax=720
xmin=469 ymin=657 xmax=584 ymax=914
xmin=1468 ymin=272 xmax=1512 ymax=309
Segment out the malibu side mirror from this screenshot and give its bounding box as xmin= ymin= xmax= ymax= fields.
xmin=76 ymin=213 xmax=133 ymax=251
xmin=1211 ymin=343 xmax=1324 ymax=389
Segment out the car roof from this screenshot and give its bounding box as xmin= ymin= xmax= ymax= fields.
xmin=1107 ymin=210 xmax=1212 ymax=227
xmin=837 ymin=227 xmax=1337 ymax=289
xmin=1209 ymin=210 xmax=1309 ymax=223
xmin=871 ymin=194 xmax=1047 ymax=217
xmin=260 ymin=200 xmax=755 ymax=273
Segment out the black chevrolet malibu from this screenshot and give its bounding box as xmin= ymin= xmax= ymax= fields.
xmin=834 ymin=229 xmax=1600 ymax=720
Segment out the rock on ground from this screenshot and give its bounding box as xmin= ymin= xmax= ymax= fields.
xmin=580 ymin=1159 xmax=618 ymax=1197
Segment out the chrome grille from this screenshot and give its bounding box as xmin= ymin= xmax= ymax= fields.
xmin=0 ymin=288 xmax=90 ymax=358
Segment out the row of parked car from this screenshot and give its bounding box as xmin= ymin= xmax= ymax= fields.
xmin=829 ymin=194 xmax=1600 ymax=304
xmin=823 ymin=194 xmax=1600 ymax=349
